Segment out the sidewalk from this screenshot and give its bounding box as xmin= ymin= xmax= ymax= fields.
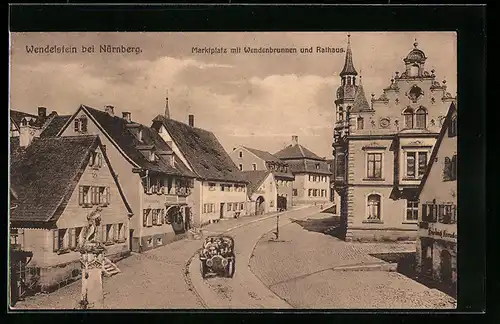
xmin=11 ymin=209 xmax=296 ymax=310
xmin=249 ymin=213 xmax=456 ymax=309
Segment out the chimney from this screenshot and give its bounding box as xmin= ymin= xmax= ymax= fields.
xmin=122 ymin=112 xmax=131 ymax=122
xmin=104 ymin=105 xmax=115 ymax=116
xmin=188 ymin=114 xmax=194 ymax=127
xmin=38 ymin=106 xmax=47 ymax=118
xmin=292 ymin=135 xmax=298 ymax=146
xmin=19 ymin=118 xmax=36 ymax=147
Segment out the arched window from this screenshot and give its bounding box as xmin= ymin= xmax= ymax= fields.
xmin=410 ymin=64 xmax=419 ymax=77
xmin=367 ymin=194 xmax=381 ymax=220
xmin=347 ymin=77 xmax=352 ymax=85
xmin=416 ymin=108 xmax=427 ymax=128
xmin=357 ymin=117 xmax=364 ymax=130
xmin=403 ymin=108 xmax=414 ymax=129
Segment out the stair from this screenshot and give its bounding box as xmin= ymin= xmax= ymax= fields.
xmin=102 ymin=257 xmax=121 ymax=277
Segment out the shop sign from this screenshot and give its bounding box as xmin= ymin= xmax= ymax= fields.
xmin=427 ymin=223 xmax=457 ymax=242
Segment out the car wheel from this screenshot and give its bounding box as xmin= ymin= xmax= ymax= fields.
xmin=227 ymin=259 xmax=235 ymax=278
xmin=200 ymin=261 xmax=207 ymax=279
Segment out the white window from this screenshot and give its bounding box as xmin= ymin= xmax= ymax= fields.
xmin=406 ymin=200 xmax=419 ymax=222
xmin=366 ymin=152 xmax=383 ymax=179
xmin=367 ymin=194 xmax=381 ymax=220
xmin=405 ymin=151 xmax=428 ymax=179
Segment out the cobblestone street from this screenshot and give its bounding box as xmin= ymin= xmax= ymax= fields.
xmin=248 ymin=212 xmax=457 ymax=309
xmin=13 ymin=206 xmax=456 ymax=310
xmin=12 ymin=209 xmax=293 ymax=310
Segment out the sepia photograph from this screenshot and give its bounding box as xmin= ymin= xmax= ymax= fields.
xmin=9 ymin=31 xmax=458 ymax=310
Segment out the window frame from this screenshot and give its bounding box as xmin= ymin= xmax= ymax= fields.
xmin=365 ymin=151 xmax=384 ymax=180
xmin=405 ymin=200 xmax=419 ymax=222
xmin=403 ymin=149 xmax=430 ymax=180
xmin=365 ymin=193 xmax=382 ymax=222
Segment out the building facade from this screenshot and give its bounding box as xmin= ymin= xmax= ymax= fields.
xmin=151 ymin=112 xmax=248 ymax=227
xmin=415 ymin=103 xmax=457 ymax=294
xmin=332 ymin=35 xmax=456 ymax=242
xmin=10 ymin=136 xmax=133 ymax=292
xmin=275 ymin=136 xmax=332 ymax=206
xmin=230 ymin=146 xmax=295 ymax=210
xmin=241 ymin=170 xmax=278 ymax=215
xmin=56 ymin=105 xmax=196 ymax=252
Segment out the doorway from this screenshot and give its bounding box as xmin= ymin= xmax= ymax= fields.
xmin=440 ymin=250 xmax=453 ymax=284
xmin=220 ymin=203 xmax=225 ymax=219
xmin=256 ymin=196 xmax=265 ymax=215
xmin=421 ymin=240 xmax=433 ymax=278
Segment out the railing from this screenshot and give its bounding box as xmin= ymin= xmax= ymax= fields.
xmin=176 ymin=187 xmax=192 ymax=196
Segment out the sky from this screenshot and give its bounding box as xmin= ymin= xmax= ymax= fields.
xmin=9 ymin=32 xmax=457 ymax=158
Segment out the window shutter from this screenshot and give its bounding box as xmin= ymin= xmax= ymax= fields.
xmin=70 ymin=228 xmax=76 ymax=248
xmin=74 ymin=119 xmax=80 ymax=132
xmin=152 ymin=210 xmax=157 ymax=225
xmin=443 ymin=157 xmax=451 ymax=181
xmin=114 ymin=224 xmax=119 ymax=241
xmin=106 ymin=187 xmax=110 ymax=205
xmin=98 ymin=153 xmax=103 ymax=167
xmin=422 ymin=204 xmax=427 ymax=221
xmin=143 ymin=209 xmax=148 ymax=227
xmin=90 ymin=187 xmax=95 ymax=205
xmin=52 ymin=229 xmax=59 ymax=252
xmin=451 ymin=155 xmax=457 ymax=181
xmin=79 ymin=186 xmax=84 ymax=206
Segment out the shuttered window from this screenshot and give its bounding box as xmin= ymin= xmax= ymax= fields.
xmin=52 ymin=229 xmax=59 ymax=252
xmin=113 ymin=224 xmax=119 ymax=241
xmin=69 ymin=228 xmax=77 ymax=249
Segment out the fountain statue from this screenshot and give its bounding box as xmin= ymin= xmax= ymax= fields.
xmin=76 ymin=206 xmax=106 ymax=309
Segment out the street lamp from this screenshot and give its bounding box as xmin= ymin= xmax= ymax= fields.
xmin=273 ymin=214 xmax=280 ymax=240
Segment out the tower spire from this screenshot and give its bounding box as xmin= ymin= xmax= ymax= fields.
xmin=164 ymin=89 xmax=170 ymax=119
xmin=340 ymin=33 xmax=358 ymax=77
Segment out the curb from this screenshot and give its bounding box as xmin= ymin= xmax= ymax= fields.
xmin=184 ymin=204 xmax=322 ymax=309
xmin=333 ymin=262 xmax=397 ymax=272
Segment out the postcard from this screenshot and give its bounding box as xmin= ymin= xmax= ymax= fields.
xmin=9 ymin=31 xmax=457 ymax=310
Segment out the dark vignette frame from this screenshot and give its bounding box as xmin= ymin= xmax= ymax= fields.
xmin=7 ymin=3 xmax=486 ymax=320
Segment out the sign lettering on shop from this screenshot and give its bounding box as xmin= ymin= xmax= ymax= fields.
xmin=427 ymin=224 xmax=457 ymax=241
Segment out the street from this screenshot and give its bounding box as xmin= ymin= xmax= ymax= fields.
xmin=13 ymin=205 xmax=456 ymax=310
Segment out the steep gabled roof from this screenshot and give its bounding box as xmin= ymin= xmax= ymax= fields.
xmin=274 ymin=144 xmax=324 ymax=161
xmin=240 ymin=170 xmax=270 ymax=197
xmin=351 ymin=84 xmax=372 ymax=113
xmin=10 ymin=135 xmax=133 ymax=223
xmin=40 ymin=115 xmax=72 ymax=137
xmin=286 ymin=159 xmax=332 ymax=175
xmin=242 ymin=146 xmax=282 ymax=163
xmin=151 ymin=115 xmax=247 ymax=183
xmin=418 ymin=102 xmax=457 ymax=196
xmin=61 ymin=105 xmax=196 ymax=178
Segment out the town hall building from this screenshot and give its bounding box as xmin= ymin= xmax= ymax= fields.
xmin=332 ymin=34 xmax=456 ymax=242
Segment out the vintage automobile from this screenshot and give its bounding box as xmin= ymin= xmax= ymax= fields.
xmin=199 ymin=235 xmax=235 ymax=279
